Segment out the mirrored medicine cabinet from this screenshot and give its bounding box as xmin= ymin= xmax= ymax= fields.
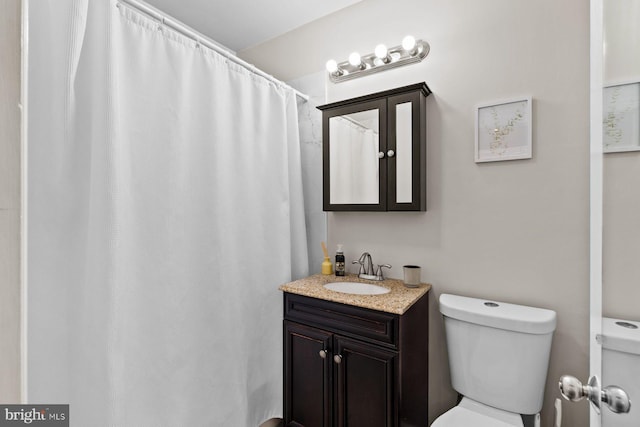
xmin=318 ymin=83 xmax=431 ymax=211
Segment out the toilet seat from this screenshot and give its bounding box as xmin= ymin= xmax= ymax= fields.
xmin=432 ymin=397 xmax=524 ymax=427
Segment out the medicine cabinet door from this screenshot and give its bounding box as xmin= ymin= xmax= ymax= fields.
xmin=387 ymin=90 xmax=426 ymax=211
xmin=323 ymin=99 xmax=387 ymax=211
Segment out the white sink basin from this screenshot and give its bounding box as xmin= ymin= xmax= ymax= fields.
xmin=323 ymin=281 xmax=390 ymax=295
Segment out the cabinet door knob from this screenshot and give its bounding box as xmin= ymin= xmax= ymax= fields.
xmin=319 ymin=349 xmax=328 ymax=359
xmin=378 ymin=151 xmax=385 ymax=159
xmin=333 ymin=354 xmax=343 ymax=364
xmin=387 ymin=149 xmax=395 ymax=158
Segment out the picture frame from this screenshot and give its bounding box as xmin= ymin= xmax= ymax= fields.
xmin=603 ymin=81 xmax=640 ymax=153
xmin=475 ymin=96 xmax=532 ymax=163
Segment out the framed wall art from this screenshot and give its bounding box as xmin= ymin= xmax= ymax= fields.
xmin=475 ymin=97 xmax=532 ymax=163
xmin=603 ymin=81 xmax=640 ymax=153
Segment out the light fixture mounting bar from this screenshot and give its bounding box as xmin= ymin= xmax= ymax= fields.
xmin=328 ymin=40 xmax=430 ymax=83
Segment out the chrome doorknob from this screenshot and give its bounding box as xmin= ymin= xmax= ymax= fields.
xmin=559 ymin=375 xmax=631 ymax=414
xmin=378 ymin=152 xmax=385 ymax=159
xmin=558 ymin=375 xmax=590 ymax=402
xmin=387 ymin=149 xmax=395 ymax=158
xmin=602 ymin=385 xmax=632 ymax=414
xmin=559 ymin=375 xmax=602 ymax=413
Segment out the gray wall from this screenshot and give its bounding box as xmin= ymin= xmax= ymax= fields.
xmin=241 ymin=0 xmax=591 ymax=425
xmin=0 ymin=0 xmax=22 ymax=403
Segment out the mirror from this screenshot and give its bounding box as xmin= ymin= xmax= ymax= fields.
xmin=329 ymin=109 xmax=380 ymax=205
xmin=600 ymin=1 xmax=640 ymax=425
xmin=395 ymin=102 xmax=413 ymax=203
xmin=602 ymin=0 xmax=640 ymax=322
xmin=328 ymin=104 xmax=414 ymax=206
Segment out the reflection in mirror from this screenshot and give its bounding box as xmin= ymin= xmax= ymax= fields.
xmin=601 ymin=3 xmax=640 ymax=425
xmin=602 ymin=0 xmax=640 ymax=320
xmin=396 ymin=102 xmax=413 ymax=203
xmin=329 ymin=109 xmax=380 ymax=204
xmin=603 ymin=82 xmax=640 ymax=153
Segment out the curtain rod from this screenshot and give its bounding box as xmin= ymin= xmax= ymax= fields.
xmin=117 ymin=0 xmax=310 ymax=101
xmin=338 ymin=115 xmax=378 ymax=134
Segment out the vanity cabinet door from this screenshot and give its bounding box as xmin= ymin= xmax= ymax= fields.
xmin=333 ymin=335 xmax=398 ymax=427
xmin=284 ymin=321 xmax=333 ymax=427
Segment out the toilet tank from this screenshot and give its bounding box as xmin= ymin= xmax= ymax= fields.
xmin=439 ymin=294 xmax=557 ymax=415
xmin=602 ymin=317 xmax=640 ymax=427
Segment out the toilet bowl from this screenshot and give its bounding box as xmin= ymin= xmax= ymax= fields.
xmin=432 ymin=397 xmax=525 ymax=427
xmin=435 ymin=294 xmax=557 ymax=427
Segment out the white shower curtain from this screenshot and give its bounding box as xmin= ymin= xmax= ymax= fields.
xmin=27 ymin=1 xmax=308 ymax=425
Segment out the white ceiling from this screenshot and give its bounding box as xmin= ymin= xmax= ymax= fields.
xmin=144 ymin=0 xmax=362 ymax=52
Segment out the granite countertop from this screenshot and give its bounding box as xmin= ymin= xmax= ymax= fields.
xmin=279 ymin=273 xmax=431 ymax=315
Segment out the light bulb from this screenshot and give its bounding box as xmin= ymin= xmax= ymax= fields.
xmin=374 ymin=44 xmax=388 ymax=59
xmin=374 ymin=43 xmax=391 ymax=64
xmin=402 ymin=35 xmax=416 ymax=51
xmin=325 ymin=59 xmax=339 ymax=73
xmin=348 ymin=52 xmax=362 ymax=67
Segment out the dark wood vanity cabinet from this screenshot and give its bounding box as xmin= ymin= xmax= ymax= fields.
xmin=318 ymin=83 xmax=431 ymax=212
xmin=283 ymin=293 xmax=429 ymax=427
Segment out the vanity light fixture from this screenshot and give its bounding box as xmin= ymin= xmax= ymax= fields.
xmin=325 ymin=35 xmax=430 ymax=83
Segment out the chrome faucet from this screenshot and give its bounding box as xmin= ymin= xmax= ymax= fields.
xmin=352 ymin=252 xmax=391 ymax=281
xmin=352 ymin=252 xmax=374 ymax=276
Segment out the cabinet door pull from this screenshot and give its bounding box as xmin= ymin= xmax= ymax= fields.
xmin=333 ymin=354 xmax=343 ymax=364
xmin=319 ymin=349 xmax=328 ymax=359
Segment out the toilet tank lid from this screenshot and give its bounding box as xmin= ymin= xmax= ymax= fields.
xmin=602 ymin=317 xmax=640 ymax=355
xmin=439 ymin=294 xmax=557 ymax=335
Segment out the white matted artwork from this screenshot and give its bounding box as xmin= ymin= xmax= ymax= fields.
xmin=603 ymin=81 xmax=640 ymax=153
xmin=475 ymin=97 xmax=532 ymax=163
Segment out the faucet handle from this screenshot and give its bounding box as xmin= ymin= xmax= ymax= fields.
xmin=375 ymin=264 xmax=392 ymax=280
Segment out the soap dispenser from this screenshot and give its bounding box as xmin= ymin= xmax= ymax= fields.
xmin=335 ymin=244 xmax=345 ymax=276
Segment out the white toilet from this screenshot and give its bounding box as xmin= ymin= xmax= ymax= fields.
xmin=434 ymin=294 xmax=557 ymax=427
xmin=602 ymin=317 xmax=639 ymax=427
